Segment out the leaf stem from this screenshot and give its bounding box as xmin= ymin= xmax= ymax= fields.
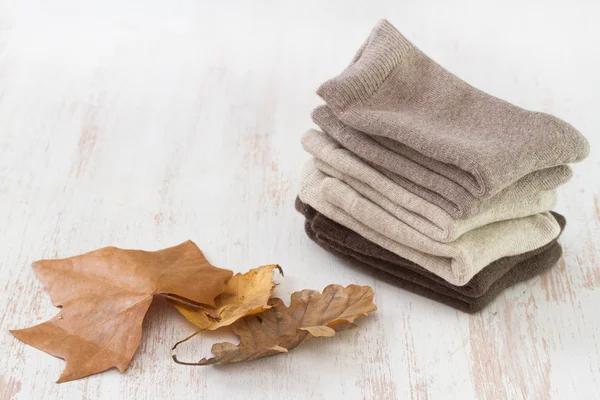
xmin=171 ymin=329 xmax=202 ymax=350
xmin=158 ymin=293 xmax=204 ymax=310
xmin=172 ymin=354 xmax=208 ymax=366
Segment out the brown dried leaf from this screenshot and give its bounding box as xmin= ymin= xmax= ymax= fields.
xmin=173 ymin=284 xmax=376 ymax=365
xmin=173 ymin=264 xmax=282 ymax=332
xmin=11 ymin=241 xmax=232 ymax=383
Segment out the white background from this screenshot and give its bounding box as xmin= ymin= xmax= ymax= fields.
xmin=1 ymin=0 xmax=599 ymax=399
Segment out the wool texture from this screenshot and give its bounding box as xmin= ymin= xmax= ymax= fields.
xmin=312 ymin=105 xmax=574 ymax=218
xmin=296 ymin=197 xmax=565 ymax=313
xmin=302 ymin=129 xmax=560 ymax=242
xmin=316 ymin=19 xmax=589 ymax=210
xmin=299 ymin=160 xmax=561 ymax=286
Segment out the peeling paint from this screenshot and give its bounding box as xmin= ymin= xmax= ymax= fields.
xmin=0 ymin=375 xmax=22 ymax=400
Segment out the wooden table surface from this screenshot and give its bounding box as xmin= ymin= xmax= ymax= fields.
xmin=1 ymin=1 xmax=599 ymax=399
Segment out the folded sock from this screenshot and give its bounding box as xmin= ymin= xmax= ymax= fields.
xmin=312 ymin=106 xmax=573 ymax=218
xmin=316 ymin=19 xmax=589 ymax=203
xmin=298 ymin=197 xmax=566 ymax=297
xmin=296 ymin=197 xmax=565 ymax=313
xmin=303 ymin=129 xmax=560 ymax=242
xmin=299 ymin=160 xmax=560 ymax=286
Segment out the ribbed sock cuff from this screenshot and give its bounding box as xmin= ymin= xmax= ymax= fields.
xmin=317 ymin=19 xmax=414 ymax=113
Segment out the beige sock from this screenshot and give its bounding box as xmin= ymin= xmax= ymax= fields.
xmin=299 ymin=160 xmax=560 ymax=286
xmin=302 ymin=129 xmax=559 ymax=242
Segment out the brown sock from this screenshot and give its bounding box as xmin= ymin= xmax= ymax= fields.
xmin=305 ymin=221 xmax=562 ymax=313
xmin=295 ymin=197 xmax=565 ymax=312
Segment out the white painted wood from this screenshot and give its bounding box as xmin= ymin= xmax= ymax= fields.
xmin=1 ymin=1 xmax=599 ymax=399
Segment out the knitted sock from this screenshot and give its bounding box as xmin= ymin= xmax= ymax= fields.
xmin=299 ymin=160 xmax=560 ymax=286
xmin=303 ymin=129 xmax=561 ymax=242
xmin=316 ymin=19 xmax=589 ymax=202
xmin=312 ymin=106 xmax=573 ymax=218
xmin=296 ymin=197 xmax=565 ymax=313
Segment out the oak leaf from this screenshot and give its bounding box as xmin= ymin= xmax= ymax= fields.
xmin=173 ymin=284 xmax=376 ymax=365
xmin=11 ymin=241 xmax=232 ymax=383
xmin=173 ymin=264 xmax=282 ymax=332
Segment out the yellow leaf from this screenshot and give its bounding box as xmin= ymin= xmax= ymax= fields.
xmin=173 ymin=264 xmax=282 ymax=331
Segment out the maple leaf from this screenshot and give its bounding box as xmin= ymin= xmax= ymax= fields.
xmin=173 ymin=284 xmax=376 ymax=365
xmin=11 ymin=241 xmax=232 ymax=383
xmin=173 ymin=264 xmax=282 ymax=335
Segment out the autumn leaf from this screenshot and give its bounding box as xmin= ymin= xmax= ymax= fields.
xmin=11 ymin=241 xmax=232 ymax=383
xmin=173 ymin=264 xmax=283 ymax=333
xmin=173 ymin=284 xmax=376 ymax=365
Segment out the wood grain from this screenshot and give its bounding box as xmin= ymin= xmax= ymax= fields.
xmin=0 ymin=1 xmax=598 ymax=399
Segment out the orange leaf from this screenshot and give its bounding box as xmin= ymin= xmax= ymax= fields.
xmin=11 ymin=241 xmax=232 ymax=383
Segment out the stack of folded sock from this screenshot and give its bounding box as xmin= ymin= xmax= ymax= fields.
xmin=296 ymin=20 xmax=589 ymax=313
